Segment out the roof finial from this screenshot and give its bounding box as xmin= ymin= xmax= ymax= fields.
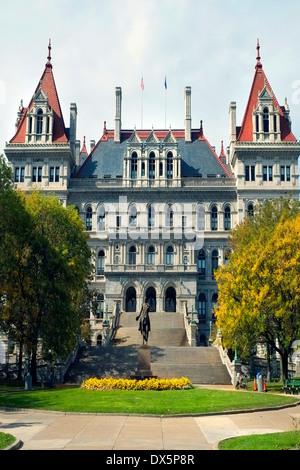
xmin=256 ymin=38 xmax=262 ymax=69
xmin=46 ymin=39 xmax=52 ymax=68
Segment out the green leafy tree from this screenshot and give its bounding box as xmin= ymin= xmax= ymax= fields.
xmin=215 ymin=198 xmax=300 ymax=380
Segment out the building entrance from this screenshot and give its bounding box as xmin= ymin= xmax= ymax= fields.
xmin=165 ymin=286 xmax=176 ymax=312
xmin=145 ymin=286 xmax=156 ymax=312
xmin=125 ymin=286 xmax=136 ymax=312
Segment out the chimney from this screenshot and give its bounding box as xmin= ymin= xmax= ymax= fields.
xmin=184 ymin=86 xmax=191 ymax=142
xmin=229 ymin=101 xmax=237 ymax=142
xmin=70 ymin=103 xmax=77 ymax=161
xmin=114 ymin=87 xmax=122 ymax=143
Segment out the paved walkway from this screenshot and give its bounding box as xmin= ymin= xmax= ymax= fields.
xmin=1 ymin=403 xmax=299 ymax=450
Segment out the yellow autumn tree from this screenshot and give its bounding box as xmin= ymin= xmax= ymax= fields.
xmin=215 ymin=198 xmax=300 ymax=380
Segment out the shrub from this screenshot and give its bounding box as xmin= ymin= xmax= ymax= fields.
xmin=81 ymin=376 xmax=192 ymax=391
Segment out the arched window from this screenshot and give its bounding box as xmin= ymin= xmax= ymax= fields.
xmin=149 ymin=152 xmax=155 ymax=179
xmin=211 ymin=206 xmax=218 ymax=231
xmin=167 ymin=151 xmax=173 ymax=179
xmin=86 ymin=206 xmax=92 ymax=231
xmin=148 ymin=205 xmax=155 ymax=227
xmin=36 ymin=109 xmax=43 ymax=134
xmin=131 ymin=152 xmax=137 ymax=179
xmin=96 ymin=294 xmax=104 ymax=319
xmin=197 ymin=203 xmax=205 ymax=231
xmin=263 ymin=107 xmax=269 ymax=133
xmin=129 ymin=246 xmax=136 ymax=265
xmin=166 ymin=245 xmax=174 ymax=265
xmin=97 ymin=250 xmax=105 ymax=275
xmin=147 ymin=246 xmax=155 ymax=265
xmin=129 ymin=205 xmax=137 ymax=227
xmin=224 ymin=206 xmax=231 ymax=231
xmin=198 ymin=294 xmax=206 ymax=319
xmin=98 ymin=205 xmax=106 ymax=231
xmin=166 ymin=205 xmax=173 ymax=227
xmin=247 ymin=203 xmax=254 ymax=219
xmin=198 ymin=249 xmax=206 ymax=275
xmin=211 ymin=249 xmax=218 ymax=275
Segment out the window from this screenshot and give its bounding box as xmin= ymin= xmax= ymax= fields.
xmin=97 ymin=250 xmax=105 ymax=275
xmin=166 ymin=205 xmax=173 ymax=228
xmin=247 ymin=203 xmax=254 ymax=218
xmin=55 ymin=166 xmax=59 ymax=182
xmin=96 ymin=294 xmax=104 ymax=319
xmin=148 ymin=205 xmax=155 ymax=227
xmin=281 ymin=166 xmax=291 ymax=182
xmin=147 ymin=246 xmax=155 ymax=265
xmin=167 ymin=152 xmax=173 ymax=179
xmin=131 ymin=152 xmax=137 ymax=179
xmin=211 ymin=206 xmax=218 ymax=231
xmin=14 ymin=167 xmax=19 ymax=183
xmin=141 ymin=162 xmax=145 ymax=176
xmin=129 ymin=246 xmax=136 ymax=265
xmin=263 ymin=107 xmax=269 ymax=133
xmin=50 ymin=167 xmax=54 ymax=182
xmin=224 ymin=206 xmax=231 ymax=230
xmin=198 ymin=249 xmax=206 ymax=275
xmin=159 ymin=162 xmax=163 ymax=176
xmin=198 ymin=294 xmax=206 ymax=319
xmin=166 ymin=246 xmax=174 ymax=265
xmin=245 ymin=165 xmax=255 ymax=181
xmin=129 ymin=205 xmax=137 ymax=227
xmin=263 ymin=166 xmax=273 ymax=182
xmin=98 ymin=205 xmax=106 ymax=231
xmin=86 ymin=207 xmax=92 ymax=231
xmin=36 ymin=109 xmax=43 ymax=134
xmin=149 ymin=152 xmax=155 ymax=179
xmin=32 ymin=167 xmax=37 ymax=182
xmin=38 ymin=167 xmax=42 ymax=183
xmin=20 ymin=167 xmax=25 ymax=183
xmin=211 ymin=249 xmax=218 ymax=275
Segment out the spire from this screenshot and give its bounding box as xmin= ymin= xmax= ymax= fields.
xmin=256 ymin=38 xmax=262 ymax=69
xmin=46 ymin=39 xmax=52 ymax=68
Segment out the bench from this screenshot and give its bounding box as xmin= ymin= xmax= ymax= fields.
xmin=283 ymin=379 xmax=300 ymax=394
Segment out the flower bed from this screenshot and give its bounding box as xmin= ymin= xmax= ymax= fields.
xmin=81 ymin=376 xmax=192 ymax=391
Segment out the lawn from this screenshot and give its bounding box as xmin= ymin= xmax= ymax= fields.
xmin=0 ymin=431 xmax=16 ymax=450
xmin=0 ymin=385 xmax=298 ymax=415
xmin=219 ymin=430 xmax=300 ymax=450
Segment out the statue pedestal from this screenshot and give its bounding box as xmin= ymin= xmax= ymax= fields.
xmin=133 ymin=345 xmax=156 ymax=380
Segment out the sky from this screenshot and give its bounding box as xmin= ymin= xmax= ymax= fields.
xmin=1 ymin=0 xmax=300 ymax=157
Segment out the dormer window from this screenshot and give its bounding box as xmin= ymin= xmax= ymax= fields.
xmin=263 ymin=107 xmax=269 ymax=133
xmin=36 ymin=109 xmax=43 ymax=134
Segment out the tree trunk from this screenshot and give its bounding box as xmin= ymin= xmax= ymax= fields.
xmin=30 ymin=347 xmax=38 ymax=384
xmin=17 ymin=341 xmax=23 ymax=380
xmin=279 ymin=351 xmax=289 ymax=381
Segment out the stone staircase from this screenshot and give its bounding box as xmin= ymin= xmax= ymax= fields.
xmin=64 ymin=311 xmax=232 ymax=385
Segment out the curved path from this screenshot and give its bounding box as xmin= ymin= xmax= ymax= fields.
xmin=1 ymin=403 xmax=299 ymax=450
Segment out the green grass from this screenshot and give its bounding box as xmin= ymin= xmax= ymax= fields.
xmin=0 ymin=431 xmax=16 ymax=450
xmin=0 ymin=385 xmax=298 ymax=415
xmin=219 ymin=430 xmax=300 ymax=450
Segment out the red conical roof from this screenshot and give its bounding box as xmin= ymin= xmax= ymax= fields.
xmin=237 ymin=40 xmax=296 ymax=143
xmin=10 ymin=40 xmax=68 ymax=144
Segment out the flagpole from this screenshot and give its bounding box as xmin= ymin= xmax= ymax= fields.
xmin=164 ymin=76 xmax=167 ymax=129
xmin=141 ymin=77 xmax=144 ymax=129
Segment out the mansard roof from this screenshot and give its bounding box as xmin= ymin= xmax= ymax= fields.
xmin=75 ymin=126 xmax=232 ymax=179
xmin=237 ymin=41 xmax=296 ymax=143
xmin=10 ymin=41 xmax=68 ymax=144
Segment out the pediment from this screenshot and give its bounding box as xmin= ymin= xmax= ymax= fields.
xmin=258 ymin=85 xmax=273 ymax=102
xmin=164 ymin=130 xmax=177 ymax=143
xmin=33 ymin=86 xmax=48 ymax=104
xmin=146 ymin=130 xmax=159 ymax=143
xmin=127 ymin=129 xmax=142 ymax=143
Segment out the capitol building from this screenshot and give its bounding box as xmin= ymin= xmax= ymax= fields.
xmin=5 ymin=41 xmax=300 ymax=347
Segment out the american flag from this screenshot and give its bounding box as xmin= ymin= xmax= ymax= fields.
xmin=141 ymin=77 xmax=144 ymax=91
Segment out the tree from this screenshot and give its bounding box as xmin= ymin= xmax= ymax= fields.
xmin=0 ymin=157 xmax=92 ymax=382
xmin=215 ymin=198 xmax=300 ymax=380
xmin=21 ymin=191 xmax=92 ymax=381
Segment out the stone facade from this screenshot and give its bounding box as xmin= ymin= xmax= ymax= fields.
xmin=5 ymin=41 xmax=300 ymax=346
